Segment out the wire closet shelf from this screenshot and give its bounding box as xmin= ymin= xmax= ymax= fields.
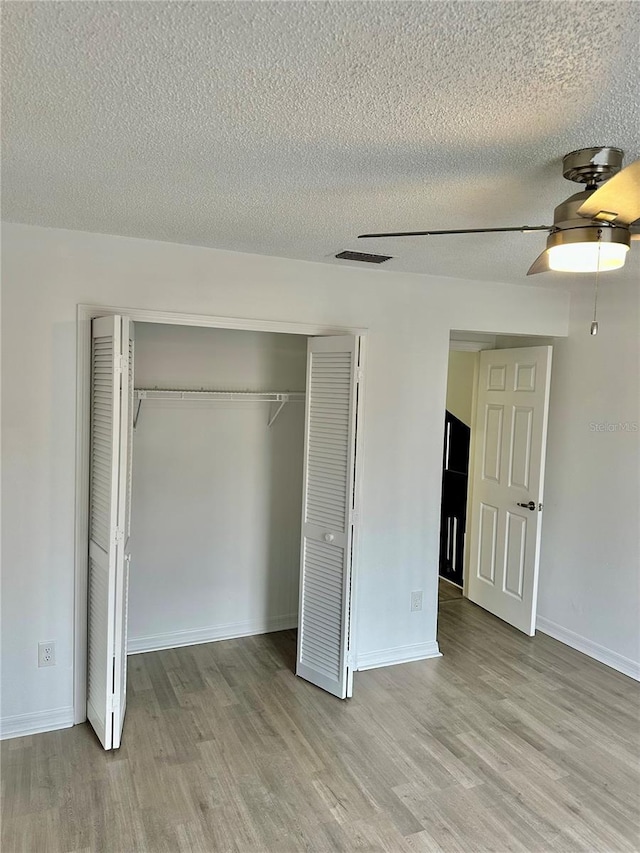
xmin=132 ymin=389 xmax=306 ymax=429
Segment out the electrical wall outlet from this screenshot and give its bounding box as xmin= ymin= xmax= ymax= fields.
xmin=410 ymin=590 xmax=423 ymax=612
xmin=38 ymin=641 xmax=56 ymax=667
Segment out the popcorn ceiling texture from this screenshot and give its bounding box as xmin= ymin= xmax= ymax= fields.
xmin=2 ymin=1 xmax=639 ymax=285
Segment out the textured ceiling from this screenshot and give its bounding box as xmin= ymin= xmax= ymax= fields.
xmin=2 ymin=1 xmax=640 ymax=286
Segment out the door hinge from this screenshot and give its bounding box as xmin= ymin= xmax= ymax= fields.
xmin=356 ymin=368 xmax=364 ymax=383
xmin=115 ymin=527 xmax=125 ymax=543
xmin=114 ymin=354 xmax=127 ymax=373
xmin=346 ymin=651 xmax=356 ymax=668
xmin=351 ymin=509 xmax=359 ymax=525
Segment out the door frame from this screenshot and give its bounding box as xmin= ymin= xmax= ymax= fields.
xmin=74 ymin=303 xmax=368 ymax=724
xmin=447 ymin=338 xmax=487 ymax=599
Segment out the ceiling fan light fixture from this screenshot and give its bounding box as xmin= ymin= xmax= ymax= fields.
xmin=548 ymin=241 xmax=628 ymax=272
xmin=545 ymin=226 xmax=630 ymax=273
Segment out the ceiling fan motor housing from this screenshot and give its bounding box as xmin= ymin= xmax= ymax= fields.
xmin=546 ymin=223 xmax=630 ymax=254
xmin=551 ymin=190 xmax=631 ymax=250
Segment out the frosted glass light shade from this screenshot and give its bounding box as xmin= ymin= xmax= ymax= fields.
xmin=548 ymin=241 xmax=629 ymax=272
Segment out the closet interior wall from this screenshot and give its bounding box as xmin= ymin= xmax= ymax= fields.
xmin=128 ymin=323 xmax=307 ymax=653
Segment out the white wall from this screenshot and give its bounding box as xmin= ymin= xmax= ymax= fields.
xmin=537 ymin=277 xmax=640 ymax=678
xmin=445 ymin=350 xmax=477 ymax=426
xmin=133 ymin=322 xmax=307 ymax=392
xmin=0 ymin=222 xmax=570 ymax=735
xmin=128 ymin=324 xmax=306 ymax=651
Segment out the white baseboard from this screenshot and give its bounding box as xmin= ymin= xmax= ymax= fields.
xmin=128 ymin=613 xmax=298 ymax=654
xmin=356 ymin=641 xmax=442 ymax=671
xmin=0 ymin=706 xmax=75 ymax=741
xmin=536 ymin=615 xmax=640 ymax=681
xmin=439 ymin=577 xmax=463 ymax=589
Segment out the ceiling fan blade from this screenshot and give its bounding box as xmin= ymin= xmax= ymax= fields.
xmin=576 ymin=159 xmax=640 ymax=226
xmin=358 ymin=226 xmax=551 ymax=239
xmin=526 ymin=249 xmax=551 ymax=276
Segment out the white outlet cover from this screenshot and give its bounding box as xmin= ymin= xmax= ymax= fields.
xmin=38 ymin=641 xmax=56 ymax=667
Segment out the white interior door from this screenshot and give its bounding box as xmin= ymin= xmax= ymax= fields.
xmin=297 ymin=335 xmax=361 ymax=699
xmin=87 ymin=315 xmax=134 ymax=749
xmin=467 ymin=346 xmax=552 ymax=635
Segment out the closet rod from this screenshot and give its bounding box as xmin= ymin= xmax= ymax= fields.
xmin=133 ymin=389 xmax=305 ymax=429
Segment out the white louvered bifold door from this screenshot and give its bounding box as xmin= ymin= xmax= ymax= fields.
xmin=87 ymin=315 xmax=134 ymax=750
xmin=297 ymin=335 xmax=361 ymax=699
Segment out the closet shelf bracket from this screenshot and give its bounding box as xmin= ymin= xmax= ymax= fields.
xmin=267 ymin=397 xmax=288 ymax=429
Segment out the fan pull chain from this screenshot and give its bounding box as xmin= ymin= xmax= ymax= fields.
xmin=590 ymin=230 xmax=602 ymax=336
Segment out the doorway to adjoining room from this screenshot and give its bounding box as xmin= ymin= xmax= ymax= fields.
xmin=438 ymin=331 xmax=554 ymax=637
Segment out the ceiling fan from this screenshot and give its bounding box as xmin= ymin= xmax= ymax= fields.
xmin=358 ymin=147 xmax=640 ymax=275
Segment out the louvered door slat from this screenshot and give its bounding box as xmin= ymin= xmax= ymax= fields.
xmin=89 ymin=331 xmax=117 ymax=553
xmin=297 ymin=335 xmax=360 ymax=699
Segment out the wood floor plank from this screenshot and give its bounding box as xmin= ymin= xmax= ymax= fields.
xmin=2 ymin=581 xmax=639 ymax=852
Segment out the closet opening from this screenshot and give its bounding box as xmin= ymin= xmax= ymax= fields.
xmin=75 ymin=306 xmax=366 ymax=749
xmin=128 ymin=323 xmax=307 ymax=661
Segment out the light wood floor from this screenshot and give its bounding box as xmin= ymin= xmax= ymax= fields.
xmin=437 ymin=578 xmax=463 ymax=603
xmin=3 ymin=594 xmax=639 ymax=853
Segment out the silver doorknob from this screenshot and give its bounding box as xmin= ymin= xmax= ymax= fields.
xmin=324 ymin=533 xmax=335 ymax=543
xmin=517 ymin=501 xmax=536 ymax=511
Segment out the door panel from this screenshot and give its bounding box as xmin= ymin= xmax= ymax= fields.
xmin=504 ymin=512 xmax=526 ymax=598
xmin=297 ymin=335 xmax=360 ymax=699
xmin=467 ymin=346 xmax=552 ymax=635
xmin=87 ymin=315 xmax=134 ymax=749
xmin=478 ymin=503 xmax=498 ymax=583
xmin=509 ymin=407 xmax=533 ymax=488
xmin=483 ymin=405 xmax=503 ymax=482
